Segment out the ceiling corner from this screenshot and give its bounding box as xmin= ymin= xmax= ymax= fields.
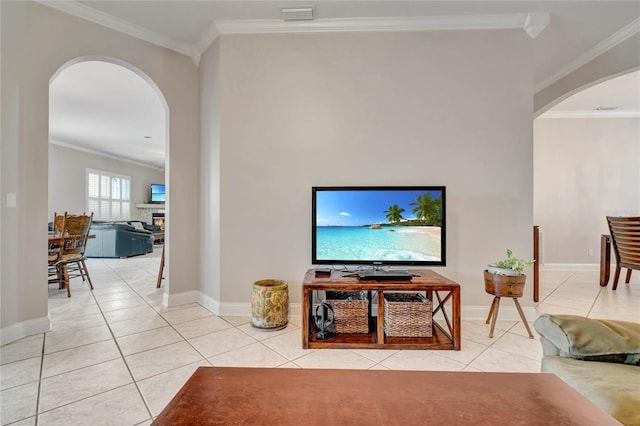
xmin=523 ymin=13 xmax=550 ymax=39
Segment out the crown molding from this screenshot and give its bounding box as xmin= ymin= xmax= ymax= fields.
xmin=35 ymin=2 xmax=549 ymax=66
xmin=195 ymin=12 xmax=548 ymax=59
xmin=50 ymin=139 xmax=165 ymax=171
xmin=36 ymin=0 xmax=193 ymax=57
xmin=535 ymin=17 xmax=640 ymax=92
xmin=523 ymin=12 xmax=549 ymax=39
xmin=537 ymin=110 xmax=640 ymax=119
xmin=213 ymin=13 xmax=544 ymax=36
xmin=192 ymin=21 xmax=221 ymax=66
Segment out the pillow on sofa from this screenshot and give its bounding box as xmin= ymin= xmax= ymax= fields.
xmin=129 ymin=221 xmax=145 ymax=231
xmin=534 ymin=314 xmax=640 ymax=365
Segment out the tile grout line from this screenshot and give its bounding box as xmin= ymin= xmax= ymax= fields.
xmin=34 ymin=333 xmax=46 ymax=426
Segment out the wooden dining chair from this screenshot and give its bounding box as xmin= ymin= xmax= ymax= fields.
xmin=49 ymin=212 xmax=94 ymax=297
xmin=49 ymin=212 xmax=92 ymax=287
xmin=59 ymin=211 xmax=93 ymax=287
xmin=606 ymin=216 xmax=640 ymax=290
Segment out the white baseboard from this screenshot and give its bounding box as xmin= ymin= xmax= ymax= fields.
xmin=161 ymin=291 xmax=535 ymax=323
xmin=541 ymin=263 xmax=600 ymax=271
xmin=197 ymin=292 xmax=221 ymax=315
xmin=163 ymin=290 xmax=201 ymax=308
xmin=161 ymin=291 xmax=302 ymax=319
xmin=0 ymin=315 xmax=51 ymax=346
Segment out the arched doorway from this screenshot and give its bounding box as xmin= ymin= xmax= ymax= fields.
xmin=534 ymin=70 xmax=640 ymax=266
xmin=48 ymin=57 xmax=169 ymax=299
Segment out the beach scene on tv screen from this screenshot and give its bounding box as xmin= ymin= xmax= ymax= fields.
xmin=315 ymin=189 xmax=443 ymax=262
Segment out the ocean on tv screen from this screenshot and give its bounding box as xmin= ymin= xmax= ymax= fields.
xmin=315 ymin=225 xmax=441 ymax=262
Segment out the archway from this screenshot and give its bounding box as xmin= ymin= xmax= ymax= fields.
xmin=48 ymin=57 xmax=170 ymax=299
xmin=534 ymin=70 xmax=640 ymax=267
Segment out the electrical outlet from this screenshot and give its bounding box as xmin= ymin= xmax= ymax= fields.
xmin=588 ymin=248 xmax=594 ymax=256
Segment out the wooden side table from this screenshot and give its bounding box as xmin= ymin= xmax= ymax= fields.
xmin=484 ymin=271 xmax=534 ymax=339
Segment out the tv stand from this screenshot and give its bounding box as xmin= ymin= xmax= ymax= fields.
xmin=302 ymin=269 xmax=461 ymax=350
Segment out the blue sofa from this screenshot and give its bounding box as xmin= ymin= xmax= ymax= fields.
xmin=85 ymin=221 xmax=155 ymax=258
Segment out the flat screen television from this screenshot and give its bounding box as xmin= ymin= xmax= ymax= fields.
xmin=312 ymin=186 xmax=446 ymax=267
xmin=150 ymin=184 xmax=165 ymax=203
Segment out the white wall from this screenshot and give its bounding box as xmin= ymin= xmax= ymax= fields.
xmin=49 ymin=144 xmax=165 ymax=220
xmin=200 ymin=30 xmax=535 ymax=313
xmin=1 ymin=1 xmax=199 ymax=343
xmin=534 ymin=117 xmax=640 ymax=264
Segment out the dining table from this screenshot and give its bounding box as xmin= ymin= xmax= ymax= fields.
xmin=48 ymin=233 xmax=96 ymax=248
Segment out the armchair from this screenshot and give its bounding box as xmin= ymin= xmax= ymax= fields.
xmin=534 ymin=314 xmax=640 ymax=425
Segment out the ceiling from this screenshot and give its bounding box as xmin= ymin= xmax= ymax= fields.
xmin=50 ymin=61 xmax=167 ymax=169
xmin=44 ymin=1 xmax=640 ymax=170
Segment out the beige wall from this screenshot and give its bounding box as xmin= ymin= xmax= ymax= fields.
xmin=534 ymin=117 xmax=640 ymax=264
xmin=199 ymin=30 xmax=535 ymax=314
xmin=199 ymin=39 xmax=222 ymax=303
xmin=1 ymin=1 xmax=199 ymax=342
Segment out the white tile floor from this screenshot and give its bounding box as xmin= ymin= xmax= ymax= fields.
xmin=2 ymin=250 xmax=639 ymax=425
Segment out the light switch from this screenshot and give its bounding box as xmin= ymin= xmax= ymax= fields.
xmin=7 ymin=193 xmax=16 ymax=208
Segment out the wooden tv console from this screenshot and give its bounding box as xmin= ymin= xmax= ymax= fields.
xmin=302 ymin=269 xmax=461 ymax=350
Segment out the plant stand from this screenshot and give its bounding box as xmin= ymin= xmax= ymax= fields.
xmin=483 ymin=270 xmax=534 ymax=339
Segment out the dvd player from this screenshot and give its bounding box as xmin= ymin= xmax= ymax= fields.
xmin=358 ymin=271 xmax=413 ymax=281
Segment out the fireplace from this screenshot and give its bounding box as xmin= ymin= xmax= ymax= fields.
xmin=152 ymin=213 xmax=165 ymax=231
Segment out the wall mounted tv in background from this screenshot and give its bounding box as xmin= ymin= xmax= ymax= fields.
xmin=312 ymin=186 xmax=446 ymax=267
xmin=150 ymin=184 xmax=165 ymax=203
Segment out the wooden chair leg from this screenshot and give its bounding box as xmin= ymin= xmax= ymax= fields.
xmin=81 ymin=259 xmax=94 ymax=289
xmin=56 ymin=264 xmax=64 ymax=289
xmin=489 ymin=297 xmax=501 ymax=338
xmin=612 ymin=265 xmax=621 ymax=290
xmin=625 ymin=269 xmax=632 ymax=284
xmin=513 ymin=298 xmax=534 ymax=339
xmin=62 ymin=264 xmax=71 ymax=297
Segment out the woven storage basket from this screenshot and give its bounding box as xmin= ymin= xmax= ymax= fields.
xmin=325 ymin=291 xmax=369 ymax=334
xmin=384 ymin=293 xmax=433 ymax=337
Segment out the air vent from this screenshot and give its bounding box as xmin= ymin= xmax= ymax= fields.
xmin=281 ymin=7 xmax=314 ymax=21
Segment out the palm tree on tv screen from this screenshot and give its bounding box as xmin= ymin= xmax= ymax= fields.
xmin=410 ymin=193 xmax=442 ymax=226
xmin=384 ymin=204 xmax=405 ymax=224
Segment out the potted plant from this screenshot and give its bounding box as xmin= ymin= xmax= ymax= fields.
xmin=487 ymin=249 xmax=534 ymax=276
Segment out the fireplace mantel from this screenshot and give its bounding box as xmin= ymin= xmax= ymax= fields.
xmin=136 ymin=203 xmax=165 ymax=209
xmin=135 ymin=203 xmax=165 ymax=223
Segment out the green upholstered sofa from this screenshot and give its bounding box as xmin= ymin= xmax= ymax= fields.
xmin=534 ymin=314 xmax=640 ymax=425
xmin=85 ymin=221 xmax=155 ymax=258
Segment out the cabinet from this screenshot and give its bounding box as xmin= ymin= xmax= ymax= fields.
xmin=302 ymin=269 xmax=461 ymax=350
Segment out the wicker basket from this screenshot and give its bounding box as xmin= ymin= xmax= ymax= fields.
xmin=325 ymin=291 xmax=369 ymax=334
xmin=384 ymin=293 xmax=432 ymax=337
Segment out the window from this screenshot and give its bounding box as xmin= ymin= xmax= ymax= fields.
xmin=87 ymin=169 xmax=131 ymax=220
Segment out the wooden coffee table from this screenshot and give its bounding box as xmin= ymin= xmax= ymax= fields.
xmin=152 ymin=367 xmax=619 ymax=425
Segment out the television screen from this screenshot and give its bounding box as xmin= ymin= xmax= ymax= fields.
xmin=150 ymin=184 xmax=165 ymax=203
xmin=312 ymin=186 xmax=446 ymax=266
